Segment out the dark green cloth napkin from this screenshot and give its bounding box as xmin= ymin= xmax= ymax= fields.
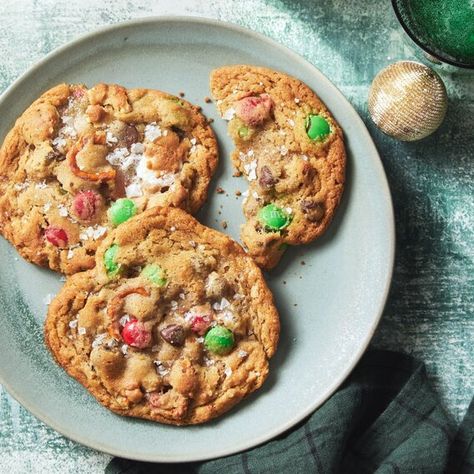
xmin=106 ymin=350 xmax=473 ymax=474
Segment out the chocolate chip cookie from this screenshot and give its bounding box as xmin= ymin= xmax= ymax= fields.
xmin=210 ymin=65 xmax=346 ymax=269
xmin=45 ymin=206 xmax=279 ymax=425
xmin=0 ymin=83 xmax=217 ymax=274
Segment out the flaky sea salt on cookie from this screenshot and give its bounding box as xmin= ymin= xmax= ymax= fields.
xmin=0 ymin=83 xmax=217 ymax=274
xmin=45 ymin=206 xmax=279 ymax=425
xmin=210 ymin=65 xmax=346 ymax=269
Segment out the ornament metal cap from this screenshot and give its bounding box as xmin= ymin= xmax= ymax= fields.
xmin=368 ymin=61 xmax=447 ymax=141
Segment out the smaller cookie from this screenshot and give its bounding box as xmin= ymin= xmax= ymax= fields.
xmin=0 ymin=83 xmax=217 ymax=274
xmin=45 ymin=207 xmax=279 ymax=425
xmin=210 ymin=65 xmax=346 ymax=269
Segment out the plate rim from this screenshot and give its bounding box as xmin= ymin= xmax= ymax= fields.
xmin=0 ymin=15 xmax=395 ymax=463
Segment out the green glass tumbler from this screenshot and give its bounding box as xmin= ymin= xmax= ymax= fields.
xmin=392 ymin=0 xmax=474 ymax=69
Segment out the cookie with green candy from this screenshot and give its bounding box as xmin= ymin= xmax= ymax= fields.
xmin=0 ymin=82 xmax=218 ymax=275
xmin=258 ymin=204 xmax=292 ymax=231
xmin=108 ymin=198 xmax=137 ymax=226
xmin=210 ymin=65 xmax=346 ymax=269
xmin=204 ymin=325 xmax=235 ymax=355
xmin=141 ymin=263 xmax=167 ymax=286
xmin=45 ymin=206 xmax=279 ymax=425
xmin=103 ymin=243 xmax=121 ymax=277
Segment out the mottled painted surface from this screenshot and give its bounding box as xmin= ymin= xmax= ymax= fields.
xmin=0 ymin=0 xmax=472 ymax=472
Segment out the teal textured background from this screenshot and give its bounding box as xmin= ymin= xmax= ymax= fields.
xmin=0 ymin=1 xmax=472 ymax=472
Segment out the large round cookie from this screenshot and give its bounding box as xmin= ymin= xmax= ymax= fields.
xmin=210 ymin=65 xmax=346 ymax=269
xmin=0 ymin=83 xmax=217 ymax=274
xmin=45 ymin=207 xmax=279 ymax=425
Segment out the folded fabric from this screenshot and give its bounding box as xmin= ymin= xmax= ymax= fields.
xmin=106 ymin=350 xmax=473 ymax=474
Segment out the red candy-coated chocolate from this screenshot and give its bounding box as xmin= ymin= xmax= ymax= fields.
xmin=148 ymin=391 xmax=161 ymax=407
xmin=72 ymin=190 xmax=102 ymax=220
xmin=190 ymin=314 xmax=211 ymax=336
xmin=235 ymin=94 xmax=273 ymax=126
xmin=121 ymin=319 xmax=151 ymax=348
xmin=44 ymin=226 xmax=68 ymax=247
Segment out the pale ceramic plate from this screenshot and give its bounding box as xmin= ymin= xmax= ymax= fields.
xmin=0 ymin=17 xmax=394 ymax=462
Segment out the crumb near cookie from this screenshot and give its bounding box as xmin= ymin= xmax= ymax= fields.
xmin=209 ymin=65 xmax=346 ymax=269
xmin=45 ymin=206 xmax=279 ymax=425
xmin=0 ymin=83 xmax=218 ymax=274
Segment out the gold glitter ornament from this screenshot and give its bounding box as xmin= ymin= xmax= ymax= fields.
xmin=368 ymin=61 xmax=447 ymax=141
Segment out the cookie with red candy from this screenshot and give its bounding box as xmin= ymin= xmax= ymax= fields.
xmin=122 ymin=319 xmax=152 ymax=349
xmin=210 ymin=65 xmax=346 ymax=269
xmin=0 ymin=83 xmax=218 ymax=274
xmin=45 ymin=206 xmax=279 ymax=425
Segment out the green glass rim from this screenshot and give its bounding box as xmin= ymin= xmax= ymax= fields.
xmin=392 ymin=0 xmax=474 ymax=69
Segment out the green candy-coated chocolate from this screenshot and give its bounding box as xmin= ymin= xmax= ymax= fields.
xmin=204 ymin=326 xmax=234 ymax=355
xmin=108 ymin=199 xmax=137 ymax=226
xmin=238 ymin=126 xmax=249 ymax=138
xmin=258 ymin=204 xmax=291 ymax=231
xmin=141 ymin=264 xmax=167 ymax=286
xmin=104 ymin=244 xmax=121 ymax=276
xmin=305 ymin=114 xmax=330 ymax=141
